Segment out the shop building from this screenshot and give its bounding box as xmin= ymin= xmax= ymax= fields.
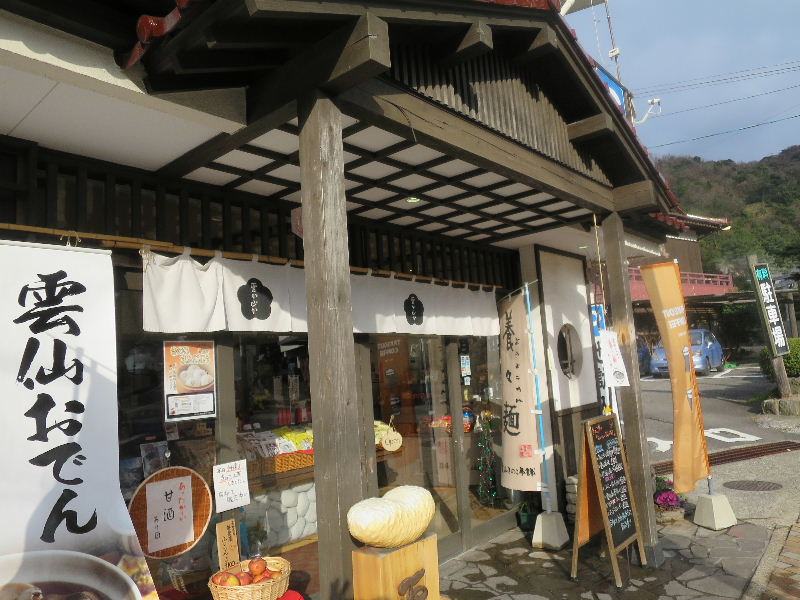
xmin=0 ymin=0 xmax=683 ymax=596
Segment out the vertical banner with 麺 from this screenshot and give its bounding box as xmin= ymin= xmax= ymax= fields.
xmin=0 ymin=241 xmax=157 ymax=598
xmin=640 ymin=262 xmax=710 ymax=493
xmin=498 ymin=293 xmax=542 ymax=490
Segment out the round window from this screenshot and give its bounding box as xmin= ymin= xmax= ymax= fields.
xmin=556 ymin=324 xmax=582 ymax=379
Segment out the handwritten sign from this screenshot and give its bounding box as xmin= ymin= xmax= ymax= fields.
xmin=216 ymin=519 xmax=241 ymax=571
xmin=571 ymin=415 xmax=645 ymax=588
xmin=213 ymin=460 xmax=251 ymax=512
xmin=145 ymin=475 xmax=194 ymax=553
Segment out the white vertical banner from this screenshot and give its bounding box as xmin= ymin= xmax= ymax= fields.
xmin=0 ymin=241 xmax=155 ymax=597
xmin=498 ymin=293 xmax=543 ymax=491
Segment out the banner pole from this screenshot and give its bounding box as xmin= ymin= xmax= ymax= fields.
xmin=707 ymin=476 xmax=714 ymax=495
xmin=523 ymin=283 xmax=553 ymax=513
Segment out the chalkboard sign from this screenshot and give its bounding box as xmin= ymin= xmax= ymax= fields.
xmin=589 ymin=416 xmax=635 ymax=548
xmin=571 ymin=414 xmax=645 ymax=588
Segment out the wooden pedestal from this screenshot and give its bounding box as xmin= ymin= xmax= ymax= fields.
xmin=353 ymin=533 xmax=440 ymax=600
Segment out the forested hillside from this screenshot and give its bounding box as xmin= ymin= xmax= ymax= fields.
xmin=656 ymin=147 xmax=800 ymax=287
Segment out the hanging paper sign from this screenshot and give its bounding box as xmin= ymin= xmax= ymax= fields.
xmin=145 ymin=476 xmax=194 ymax=553
xmin=129 ymin=466 xmax=213 ymax=559
xmin=380 ymin=430 xmax=403 ymax=452
xmin=0 ymin=241 xmax=159 ymax=598
xmin=599 ymin=330 xmax=630 ymax=388
xmin=213 ymin=460 xmax=251 ymax=512
xmin=460 ymin=355 xmax=471 ymax=377
xmin=163 ymin=341 xmax=217 ymax=422
xmin=497 ymin=293 xmax=543 ymax=491
xmin=216 ymin=519 xmax=241 ymax=571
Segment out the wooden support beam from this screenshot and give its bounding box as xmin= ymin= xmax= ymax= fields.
xmin=248 ymin=13 xmax=391 ymax=124
xmin=439 ymin=21 xmax=493 ymax=69
xmin=335 ymin=78 xmax=614 ymax=213
xmin=601 ymin=212 xmax=663 ymax=567
xmin=172 ymin=48 xmax=292 ymax=74
xmin=158 ymin=14 xmax=390 ymax=178
xmin=299 ymin=91 xmax=365 ymax=599
xmin=567 ymin=113 xmax=615 ymax=145
xmin=613 ymin=180 xmax=658 ymax=213
xmin=512 ymin=26 xmax=559 ymax=65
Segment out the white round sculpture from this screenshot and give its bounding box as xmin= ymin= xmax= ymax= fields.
xmin=347 ymin=485 xmax=435 ymax=548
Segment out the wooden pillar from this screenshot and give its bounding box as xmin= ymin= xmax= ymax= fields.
xmin=602 ymin=212 xmax=663 ymax=567
xmin=299 ymin=91 xmax=366 ymax=599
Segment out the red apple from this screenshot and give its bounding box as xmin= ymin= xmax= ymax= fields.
xmin=268 ymin=570 xmax=282 ymax=579
xmin=249 ymin=557 xmax=267 ymax=576
xmin=252 ymin=573 xmax=269 ymax=584
xmin=218 ymin=573 xmax=241 ymax=587
xmin=211 ymin=572 xmax=227 ymax=585
xmin=237 ymin=571 xmax=253 ymax=585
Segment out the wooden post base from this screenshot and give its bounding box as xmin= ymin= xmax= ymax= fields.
xmin=352 ymin=533 xmax=440 ymax=600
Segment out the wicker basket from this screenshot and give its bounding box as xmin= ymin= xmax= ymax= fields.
xmin=208 ymin=557 xmax=291 ymax=600
xmin=260 ymin=451 xmax=314 ymax=475
xmin=167 ymin=564 xmax=212 ymax=597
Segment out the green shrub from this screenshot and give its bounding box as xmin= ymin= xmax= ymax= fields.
xmin=759 ymin=337 xmax=800 ymax=379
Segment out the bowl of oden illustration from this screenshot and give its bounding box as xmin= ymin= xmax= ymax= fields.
xmin=0 ymin=550 xmax=142 ymax=599
xmin=176 ymin=363 xmax=215 ymax=394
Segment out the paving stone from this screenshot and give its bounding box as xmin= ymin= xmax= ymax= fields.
xmin=663 ymin=580 xmax=703 ymax=596
xmin=720 ymin=556 xmax=758 ymax=579
xmin=462 ymin=550 xmax=492 ymax=562
xmin=596 ymin=594 xmax=613 ymax=600
xmin=690 ymin=544 xmax=709 ymax=559
xmin=677 ymin=565 xmax=718 ymax=581
xmin=501 ymin=547 xmax=528 ymax=556
xmin=738 ymin=538 xmax=768 ymax=551
xmin=728 ymin=522 xmax=770 ymax=541
xmin=478 ymin=564 xmax=498 ymax=577
xmin=661 ymin=534 xmax=692 ymax=550
xmin=449 ymin=564 xmax=482 ymax=583
xmin=481 ymin=575 xmax=518 ymax=593
xmin=685 ymin=574 xmax=749 ymax=598
xmin=529 ymin=551 xmax=553 ymax=560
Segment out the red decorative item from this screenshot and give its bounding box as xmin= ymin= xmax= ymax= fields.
xmin=116 ymin=0 xmax=205 ymax=69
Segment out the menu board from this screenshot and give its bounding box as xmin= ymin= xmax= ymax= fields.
xmin=588 ymin=417 xmax=635 ymax=548
xmin=571 ymin=415 xmax=645 ymax=588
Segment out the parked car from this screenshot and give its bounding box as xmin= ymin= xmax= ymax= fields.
xmin=650 ymin=329 xmax=724 ymax=377
xmin=636 ymin=336 xmax=651 ymax=377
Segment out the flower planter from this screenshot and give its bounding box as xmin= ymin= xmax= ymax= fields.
xmin=655 ymin=506 xmax=685 ymax=524
xmin=516 ymin=510 xmax=537 ymax=532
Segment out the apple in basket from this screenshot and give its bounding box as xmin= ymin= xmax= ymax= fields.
xmin=212 ymin=572 xmax=241 ymax=586
xmin=248 ymin=557 xmax=267 ymax=576
xmin=237 ymin=572 xmax=253 ymax=585
xmin=252 ymin=573 xmax=269 ymax=584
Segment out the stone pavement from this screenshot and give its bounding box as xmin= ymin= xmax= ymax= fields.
xmin=440 ymin=517 xmax=773 ymax=600
xmin=761 ymin=521 xmax=800 ymax=599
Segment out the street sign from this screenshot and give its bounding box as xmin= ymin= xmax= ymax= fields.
xmin=750 ymin=262 xmax=790 ymax=356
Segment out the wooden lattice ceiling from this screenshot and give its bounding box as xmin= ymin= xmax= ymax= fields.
xmin=185 ymin=118 xmax=596 ymax=245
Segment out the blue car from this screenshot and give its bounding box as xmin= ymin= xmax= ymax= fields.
xmin=650 ymin=329 xmax=724 ymax=377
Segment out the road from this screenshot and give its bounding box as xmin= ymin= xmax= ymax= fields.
xmin=637 ymin=365 xmax=800 ymax=462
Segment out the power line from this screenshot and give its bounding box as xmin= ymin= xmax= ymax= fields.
xmin=632 ymin=58 xmax=800 ymax=93
xmin=635 ymin=65 xmax=800 ymax=95
xmin=655 ymin=83 xmax=800 ymax=118
xmin=649 ymin=112 xmax=800 ymax=149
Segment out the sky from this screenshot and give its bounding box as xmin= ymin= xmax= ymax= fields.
xmin=564 ymin=1 xmax=800 ymax=163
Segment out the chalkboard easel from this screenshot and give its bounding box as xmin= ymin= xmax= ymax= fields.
xmin=570 ymin=414 xmax=646 ymax=588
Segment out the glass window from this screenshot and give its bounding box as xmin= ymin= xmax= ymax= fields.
xmin=459 ymin=336 xmax=507 ymax=526
xmin=370 ymin=336 xmax=460 ymax=538
xmin=690 ymin=331 xmax=703 ymax=346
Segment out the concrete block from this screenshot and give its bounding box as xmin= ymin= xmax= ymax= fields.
xmin=693 ymin=494 xmax=737 ymax=531
xmin=763 ymin=395 xmax=800 ymax=415
xmin=531 ymin=511 xmax=569 ymax=550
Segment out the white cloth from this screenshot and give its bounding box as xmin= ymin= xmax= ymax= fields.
xmin=143 ymin=249 xmax=225 ymax=333
xmin=220 ymin=258 xmax=292 ymax=332
xmin=142 ymin=252 xmax=501 ymax=336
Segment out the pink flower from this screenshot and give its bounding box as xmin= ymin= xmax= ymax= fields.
xmin=655 ymin=490 xmax=682 ymax=508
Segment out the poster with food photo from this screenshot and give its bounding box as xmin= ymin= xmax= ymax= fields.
xmin=163 ymin=341 xmax=218 ymax=422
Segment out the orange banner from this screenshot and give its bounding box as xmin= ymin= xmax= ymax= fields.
xmin=640 ymin=262 xmax=709 ymax=493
